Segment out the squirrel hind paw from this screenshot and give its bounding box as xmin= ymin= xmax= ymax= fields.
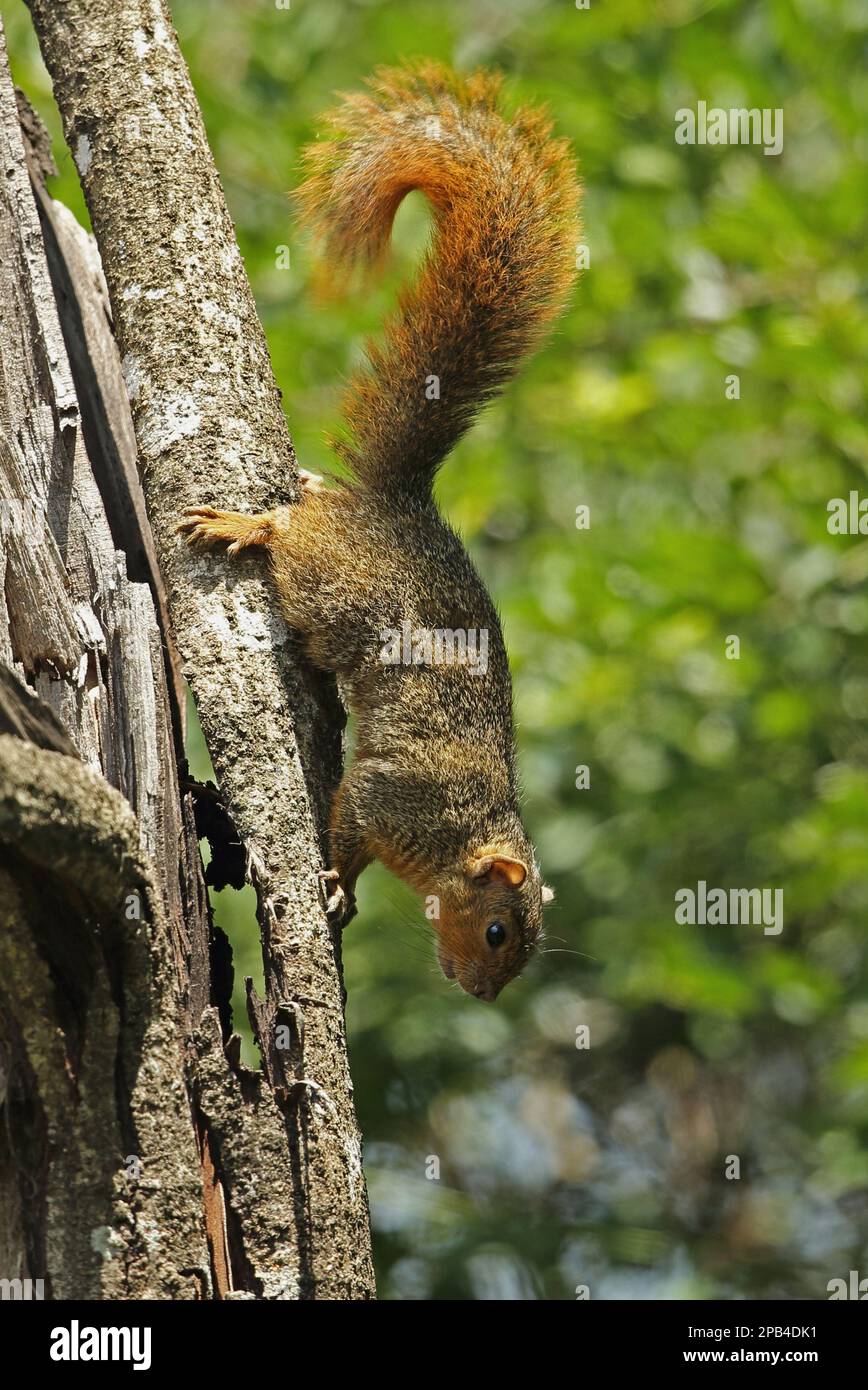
xmin=177 ymin=506 xmax=274 ymax=553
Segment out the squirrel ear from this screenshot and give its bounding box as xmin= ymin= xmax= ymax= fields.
xmin=541 ymin=884 xmax=555 ymax=904
xmin=467 ymin=854 xmax=528 ymax=888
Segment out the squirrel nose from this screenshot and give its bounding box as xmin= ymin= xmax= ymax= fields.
xmin=473 ymin=985 xmax=497 ymax=1002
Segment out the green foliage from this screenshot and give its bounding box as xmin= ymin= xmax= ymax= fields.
xmin=5 ymin=0 xmax=867 ymax=1300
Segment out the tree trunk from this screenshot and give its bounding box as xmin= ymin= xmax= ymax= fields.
xmin=0 ymin=7 xmax=374 ymax=1300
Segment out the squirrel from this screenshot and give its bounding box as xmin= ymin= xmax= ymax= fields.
xmin=179 ymin=63 xmax=579 ymax=1001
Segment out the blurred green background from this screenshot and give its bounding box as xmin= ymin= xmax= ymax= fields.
xmin=5 ymin=0 xmax=868 ymax=1299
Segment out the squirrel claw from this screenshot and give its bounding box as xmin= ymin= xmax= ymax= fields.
xmin=317 ymin=868 xmax=356 ymax=927
xmin=177 ymin=506 xmax=220 ymax=548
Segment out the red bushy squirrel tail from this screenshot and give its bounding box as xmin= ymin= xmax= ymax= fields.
xmin=297 ymin=63 xmax=580 ymax=501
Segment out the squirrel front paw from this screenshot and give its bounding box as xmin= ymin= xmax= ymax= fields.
xmin=317 ymin=868 xmax=357 ymax=928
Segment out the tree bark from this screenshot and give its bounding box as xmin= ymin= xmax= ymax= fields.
xmin=0 ymin=5 xmax=374 ymax=1299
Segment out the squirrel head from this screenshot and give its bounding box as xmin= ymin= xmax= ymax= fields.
xmin=432 ymin=843 xmax=554 ymax=1002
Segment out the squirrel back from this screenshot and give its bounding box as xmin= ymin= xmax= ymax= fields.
xmin=297 ymin=63 xmax=580 ymax=500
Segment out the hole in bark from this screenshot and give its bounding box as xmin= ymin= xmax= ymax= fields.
xmin=185 ymin=688 xmax=264 ymax=1070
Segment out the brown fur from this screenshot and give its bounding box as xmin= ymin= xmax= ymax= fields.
xmin=296 ymin=63 xmax=578 ymax=499
xmin=179 ymin=64 xmax=579 ymax=1000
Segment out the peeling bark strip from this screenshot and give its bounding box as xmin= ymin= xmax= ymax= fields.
xmin=25 ymin=0 xmax=372 ymax=1289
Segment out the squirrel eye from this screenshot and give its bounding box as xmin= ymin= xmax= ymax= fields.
xmin=485 ymin=922 xmax=507 ymax=948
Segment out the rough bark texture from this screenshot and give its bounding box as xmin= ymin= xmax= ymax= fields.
xmin=0 ymin=731 xmax=210 ymax=1299
xmin=0 ymin=3 xmax=374 ymax=1299
xmin=0 ymin=27 xmax=209 ymax=1295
